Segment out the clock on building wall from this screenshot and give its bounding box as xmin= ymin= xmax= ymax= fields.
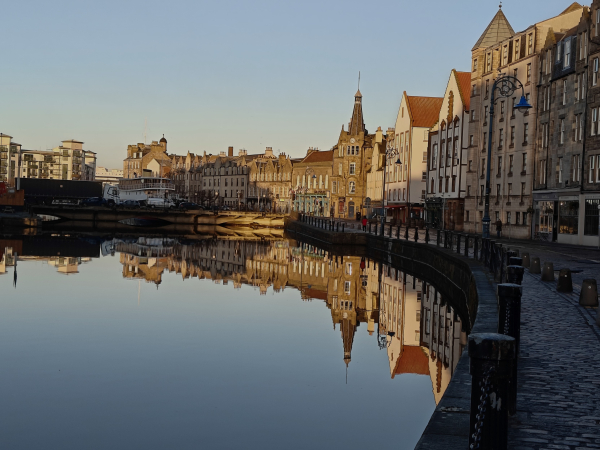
xmin=350 ymin=138 xmax=355 ymax=144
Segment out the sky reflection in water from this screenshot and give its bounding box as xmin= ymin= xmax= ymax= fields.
xmin=0 ymin=236 xmax=466 ymax=450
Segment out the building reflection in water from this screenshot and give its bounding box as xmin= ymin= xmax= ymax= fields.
xmin=2 ymin=235 xmax=467 ymax=402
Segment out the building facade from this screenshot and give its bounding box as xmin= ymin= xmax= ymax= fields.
xmin=247 ymin=148 xmax=293 ymax=212
xmin=291 ymin=148 xmax=333 ymax=216
xmin=426 ymin=70 xmax=472 ymax=230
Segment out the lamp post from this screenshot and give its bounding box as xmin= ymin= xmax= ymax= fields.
xmin=482 ymin=74 xmax=532 ymax=238
xmin=380 ymin=144 xmax=402 ymax=232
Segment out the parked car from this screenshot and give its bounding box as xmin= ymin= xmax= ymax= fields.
xmin=179 ymin=202 xmax=201 ymax=211
xmin=81 ymin=197 xmax=107 ymax=207
xmin=52 ymin=198 xmax=80 ymax=206
xmin=120 ymin=200 xmax=141 ymax=209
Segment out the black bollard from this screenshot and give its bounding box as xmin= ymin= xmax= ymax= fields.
xmin=342 ymin=223 xmax=345 ymax=233
xmin=405 ymin=225 xmax=409 ymax=240
xmin=497 ymin=284 xmax=522 ymax=416
xmin=336 ymin=222 xmax=339 ymax=233
xmin=425 ymin=227 xmax=430 ymax=244
xmin=579 ymin=279 xmax=599 ymax=306
xmin=397 ymin=226 xmax=401 ymax=239
xmin=506 ymin=265 xmax=525 ymax=285
xmin=557 ymin=269 xmax=573 ymax=293
xmin=509 ymin=257 xmax=522 ymax=266
xmin=414 ymin=227 xmax=418 ymax=242
xmin=388 ymin=225 xmax=392 ymax=238
xmin=469 ymin=333 xmax=516 ymax=450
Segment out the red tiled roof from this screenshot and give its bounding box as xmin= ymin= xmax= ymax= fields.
xmin=454 ymin=71 xmax=472 ymax=111
xmin=302 ymin=150 xmax=334 ymax=164
xmin=406 ymin=96 xmax=444 ymax=128
xmin=392 ymin=346 xmax=430 ymax=377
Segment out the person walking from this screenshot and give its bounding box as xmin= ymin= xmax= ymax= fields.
xmin=362 ymin=217 xmax=367 ymax=232
xmin=496 ymin=219 xmax=502 ymax=238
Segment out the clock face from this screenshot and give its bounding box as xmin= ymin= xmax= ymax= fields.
xmin=350 ymin=138 xmax=355 ymax=144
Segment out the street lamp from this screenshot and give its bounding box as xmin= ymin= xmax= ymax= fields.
xmin=482 ymin=74 xmax=532 ymax=239
xmin=381 ymin=145 xmax=402 ymax=232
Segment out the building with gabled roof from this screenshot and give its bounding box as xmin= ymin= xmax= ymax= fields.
xmin=291 ymin=148 xmax=333 ymax=216
xmin=426 ymin=70 xmax=472 ymax=231
xmin=464 ymin=3 xmax=584 ymax=239
xmin=387 ymin=93 xmax=442 ymax=224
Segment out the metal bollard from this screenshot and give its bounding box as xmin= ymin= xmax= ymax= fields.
xmin=556 ymin=268 xmax=573 ymax=293
xmin=414 ymin=227 xmax=419 ymax=242
xmin=389 ymin=225 xmax=392 ymax=238
xmin=342 ymin=223 xmax=345 ymax=233
xmin=425 ymin=227 xmax=430 ymax=244
xmin=541 ymin=262 xmax=554 ymax=281
xmin=506 ymin=266 xmax=525 ymax=285
xmin=405 ymin=225 xmax=409 ymax=240
xmin=579 ymin=279 xmax=599 ymax=306
xmin=509 ymin=257 xmax=522 ymax=266
xmin=336 ymin=222 xmax=339 ymax=232
xmin=397 ymin=226 xmax=401 ymax=239
xmin=530 ymin=257 xmax=541 ymax=274
xmin=522 ymin=252 xmax=530 ymax=268
xmin=497 ymin=284 xmax=522 ymax=417
xmin=468 ymin=333 xmax=516 ymax=450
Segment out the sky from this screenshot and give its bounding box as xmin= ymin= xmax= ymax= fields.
xmin=1 ymin=0 xmax=580 ymax=168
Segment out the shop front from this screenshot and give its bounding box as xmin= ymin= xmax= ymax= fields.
xmin=295 ymin=192 xmax=329 ymax=217
xmin=425 ymin=197 xmax=442 ymax=228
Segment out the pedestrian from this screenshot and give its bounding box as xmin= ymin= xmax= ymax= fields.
xmin=496 ymin=219 xmax=502 ymax=238
xmin=362 ymin=216 xmax=367 ymax=232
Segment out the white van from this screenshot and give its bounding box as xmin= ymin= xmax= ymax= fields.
xmin=147 ymin=197 xmax=175 ymax=209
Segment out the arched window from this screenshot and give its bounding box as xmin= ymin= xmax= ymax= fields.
xmin=349 ymin=181 xmax=356 ymax=193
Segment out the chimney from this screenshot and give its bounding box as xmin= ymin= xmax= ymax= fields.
xmin=228 ymin=146 xmax=233 ymax=157
xmin=265 ymin=147 xmax=273 ymax=157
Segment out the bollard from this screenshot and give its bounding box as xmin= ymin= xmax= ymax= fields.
xmin=425 ymin=227 xmax=430 ymax=244
xmin=389 ymin=225 xmax=392 ymax=238
xmin=405 ymin=225 xmax=409 ymax=240
xmin=336 ymin=222 xmax=339 ymax=232
xmin=506 ymin=266 xmax=525 ymax=285
xmin=579 ymin=279 xmax=599 ymax=306
xmin=468 ymin=333 xmax=516 ymax=450
xmin=464 ymin=236 xmax=469 ymax=257
xmin=509 ymin=257 xmax=522 ymax=266
xmin=397 ymin=226 xmax=401 ymax=239
xmin=342 ymin=223 xmax=345 ymax=233
xmin=413 ymin=227 xmax=418 ymax=242
xmin=522 ymin=252 xmax=530 ymax=268
xmin=541 ymin=262 xmax=554 ymax=281
xmin=556 ymin=268 xmax=573 ymax=293
xmin=530 ymin=257 xmax=541 ymax=274
xmin=497 ymin=284 xmax=522 ymax=417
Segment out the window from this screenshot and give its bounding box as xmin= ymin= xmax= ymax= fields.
xmin=503 ymin=45 xmax=508 ymax=65
xmin=468 ymin=160 xmax=473 ymax=171
xmin=500 ymin=101 xmax=505 ymax=116
xmin=422 ymin=151 xmax=427 ymax=162
xmin=564 ymin=38 xmax=571 ymax=68
xmin=344 ymin=281 xmax=351 ymax=294
xmin=506 ymin=211 xmax=511 ymax=224
xmin=470 ymin=135 xmax=474 ymax=146
xmin=486 ymin=53 xmax=492 ymax=72
xmin=558 ymin=157 xmax=563 ymax=183
xmin=557 ymin=42 xmax=562 ymax=62
xmin=471 ymin=85 xmax=476 ymax=96
xmin=349 ymin=163 xmax=356 ymax=175
xmin=522 ymin=153 xmax=527 ymax=173
xmin=338 ymin=163 xmax=342 ymax=176
xmin=349 ymin=181 xmax=355 ymax=193
xmin=563 ymin=79 xmax=567 ymax=105
xmin=484 ymin=106 xmax=489 ymax=121
xmin=481 ymin=158 xmax=486 ymax=177
xmin=559 ymin=200 xmax=579 ymax=235
xmin=584 ymin=199 xmax=600 ymax=235
xmin=597 ymin=9 xmax=600 ymax=37
xmin=594 ymin=58 xmax=599 ymax=86
xmin=524 ymin=123 xmax=529 ymax=144
xmin=540 ymin=159 xmax=547 ymax=184
xmin=509 ymin=155 xmax=514 ymax=173
xmin=345 ymin=262 xmax=352 ymax=275
xmin=514 ymin=39 xmax=520 ymax=60
xmin=471 ymin=109 xmax=475 ymax=121
xmin=332 ymin=181 xmax=337 ymax=194
xmin=516 ymin=212 xmax=521 ymax=224
xmin=572 ymin=154 xmax=580 ymax=183
xmin=496 ymin=184 xmax=501 ymax=198
xmin=422 ymin=171 xmax=427 ymax=181
xmin=527 ymin=64 xmax=532 ymax=83
xmin=510 ymin=126 xmax=515 ymax=146
xmin=560 ymin=119 xmax=565 ymax=144
xmin=473 ymin=59 xmax=478 ymax=72
xmin=497 ymin=156 xmax=502 ymax=175
xmin=485 ymin=79 xmax=490 ymax=96
xmin=528 ymin=33 xmax=533 ymax=55
xmin=508 ymin=183 xmax=513 ymax=195
xmin=499 ymin=128 xmax=504 ymax=148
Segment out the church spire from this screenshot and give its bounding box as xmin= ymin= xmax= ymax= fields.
xmin=472 ymin=6 xmax=515 ymax=51
xmin=348 ymin=89 xmax=365 ymax=136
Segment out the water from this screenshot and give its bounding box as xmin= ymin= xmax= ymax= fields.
xmin=0 ymin=235 xmax=466 ymax=450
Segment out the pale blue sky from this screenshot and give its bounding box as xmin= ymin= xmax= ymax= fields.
xmin=2 ymin=0 xmax=577 ymax=167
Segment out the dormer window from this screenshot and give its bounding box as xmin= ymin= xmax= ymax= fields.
xmin=557 ymin=42 xmax=562 ymax=62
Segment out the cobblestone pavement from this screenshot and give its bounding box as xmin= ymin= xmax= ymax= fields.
xmin=301 ymin=221 xmax=600 ymax=447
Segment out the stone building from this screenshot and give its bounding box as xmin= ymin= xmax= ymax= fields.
xmin=464 ymin=4 xmax=584 ymax=239
xmin=201 ymin=149 xmax=249 ymax=208
xmin=247 ymin=147 xmax=293 ymax=212
xmin=426 ymin=70 xmax=472 ymax=231
xmin=123 ymin=135 xmax=171 ymax=179
xmin=291 ymin=148 xmax=333 ymax=216
xmin=388 ymin=93 xmax=442 ymax=224
xmin=365 ymin=127 xmax=394 ymax=218
xmin=331 ymin=90 xmax=374 ymax=220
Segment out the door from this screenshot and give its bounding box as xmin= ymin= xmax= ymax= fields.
xmin=349 ymin=201 xmax=355 ymax=218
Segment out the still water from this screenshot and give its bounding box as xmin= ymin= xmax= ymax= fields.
xmin=0 ymin=235 xmax=466 ymax=450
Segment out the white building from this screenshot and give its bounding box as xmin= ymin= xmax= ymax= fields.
xmin=96 ymin=167 xmax=124 ymax=183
